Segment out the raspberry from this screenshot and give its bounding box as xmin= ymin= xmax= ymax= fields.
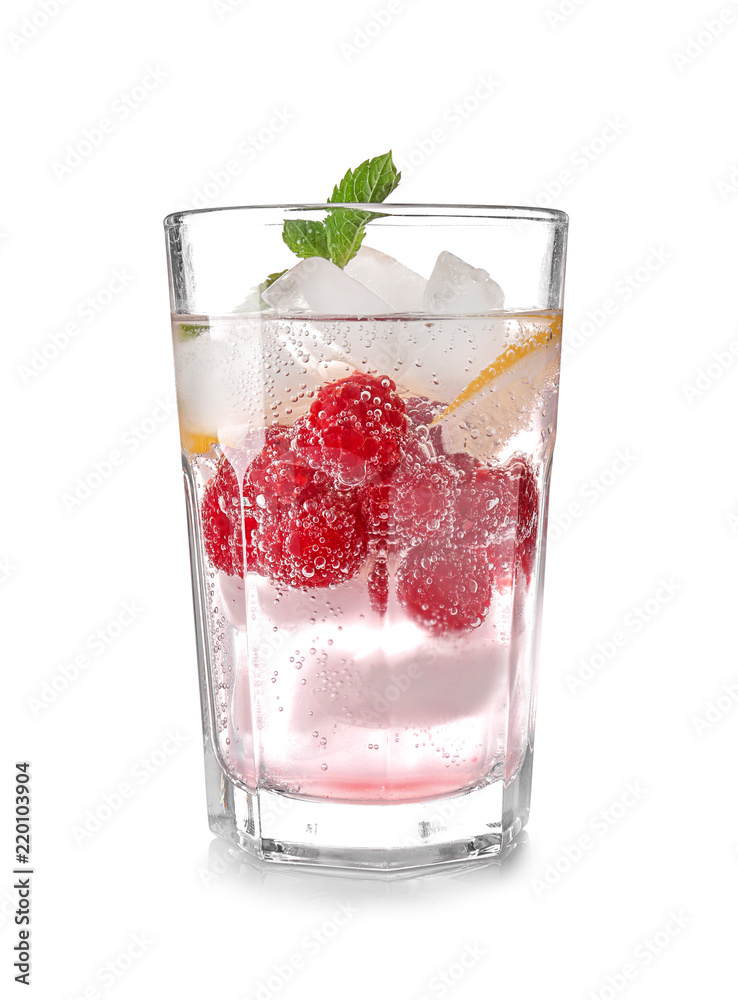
xmin=405 ymin=395 xmax=446 ymax=454
xmin=444 ymin=450 xmax=478 ymax=477
xmin=459 ymin=456 xmax=539 ymax=582
xmin=200 ymin=459 xmax=257 ymax=578
xmin=397 ymin=544 xmax=492 ymax=634
xmin=486 ymin=535 xmax=516 ymax=590
xmin=505 ymin=457 xmax=540 ymax=578
xmin=506 ymin=457 xmax=539 ymax=537
xmin=361 ymin=435 xmax=457 ymax=550
xmin=293 ymin=373 xmax=408 ymax=487
xmin=454 ymin=461 xmax=518 ymax=543
xmin=256 ymin=495 xmax=367 ymax=590
xmin=405 ymin=395 xmax=444 ymax=429
xmin=392 ymin=452 xmax=457 ymax=546
xmin=247 ymin=424 xmax=329 ymax=508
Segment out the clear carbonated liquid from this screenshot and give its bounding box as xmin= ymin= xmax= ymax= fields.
xmin=174 ymin=312 xmax=561 ymax=803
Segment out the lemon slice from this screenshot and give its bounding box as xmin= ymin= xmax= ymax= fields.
xmin=431 ymin=312 xmax=562 ymax=426
xmin=180 ymin=427 xmax=219 ymax=454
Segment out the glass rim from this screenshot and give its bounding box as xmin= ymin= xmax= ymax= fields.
xmin=163 ymin=203 xmax=568 ymax=229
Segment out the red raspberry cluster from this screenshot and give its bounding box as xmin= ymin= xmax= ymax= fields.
xmin=293 ymin=372 xmax=407 ymax=487
xmin=199 ymin=374 xmax=540 ymax=634
xmin=200 ymin=458 xmax=256 ymax=578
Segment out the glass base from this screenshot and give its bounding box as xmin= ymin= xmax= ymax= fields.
xmin=203 ymin=737 xmax=533 ymax=872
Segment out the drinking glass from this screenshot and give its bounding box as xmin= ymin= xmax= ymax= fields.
xmin=164 ymin=204 xmax=568 ymax=870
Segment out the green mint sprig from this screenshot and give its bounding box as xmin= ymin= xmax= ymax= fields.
xmin=281 ymin=151 xmax=401 ymax=269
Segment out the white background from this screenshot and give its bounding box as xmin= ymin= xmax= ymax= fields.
xmin=2 ymin=0 xmax=736 ymax=997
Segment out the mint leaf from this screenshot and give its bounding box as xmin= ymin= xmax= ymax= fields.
xmin=282 ymin=219 xmax=329 ymax=259
xmin=279 ymin=151 xmax=402 ymax=270
xmin=252 ymin=270 xmax=288 ymax=311
xmin=261 ymin=270 xmax=287 ymax=292
xmin=329 ymin=150 xmax=401 ymax=206
xmin=325 ymin=151 xmax=401 ymax=268
xmin=325 ymin=210 xmax=371 ymax=268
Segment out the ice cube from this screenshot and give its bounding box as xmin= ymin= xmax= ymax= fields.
xmin=424 ymin=251 xmax=504 ymax=314
xmin=261 ymin=257 xmax=391 ymax=316
xmin=307 ymin=626 xmax=508 ymax=730
xmin=344 ymin=246 xmax=427 ymax=312
xmin=278 ymin=314 xmax=409 ymax=385
xmin=173 ymin=331 xmax=229 ymax=438
xmin=391 ymin=316 xmax=509 ymax=400
xmin=210 ymin=315 xmax=323 ymax=447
